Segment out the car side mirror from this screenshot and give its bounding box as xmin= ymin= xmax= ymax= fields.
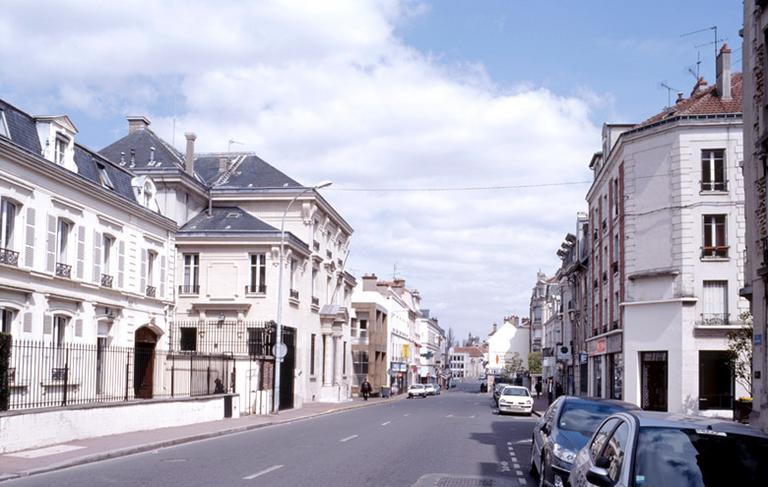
xmin=586 ymin=463 xmax=612 ymax=487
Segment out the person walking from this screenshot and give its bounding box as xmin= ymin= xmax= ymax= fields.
xmin=361 ymin=378 xmax=372 ymax=401
xmin=535 ymin=379 xmax=542 ymax=398
xmin=547 ymin=377 xmax=554 ymax=405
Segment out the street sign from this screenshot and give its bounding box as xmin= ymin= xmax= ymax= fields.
xmin=273 ymin=342 xmax=288 ymax=359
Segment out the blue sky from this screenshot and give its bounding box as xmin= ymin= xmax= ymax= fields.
xmin=0 ymin=1 xmax=744 ymax=338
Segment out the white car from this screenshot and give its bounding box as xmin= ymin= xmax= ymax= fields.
xmin=424 ymin=383 xmax=440 ymax=396
xmin=497 ymin=386 xmax=533 ymax=415
xmin=407 ymin=384 xmax=428 ymax=398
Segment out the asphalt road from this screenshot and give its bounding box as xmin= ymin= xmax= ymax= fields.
xmin=7 ymin=382 xmax=538 ymax=487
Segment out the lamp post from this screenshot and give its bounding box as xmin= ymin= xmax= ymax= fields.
xmin=273 ymin=180 xmax=332 ymax=414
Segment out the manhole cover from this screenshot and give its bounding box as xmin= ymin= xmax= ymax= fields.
xmin=436 ymin=479 xmax=494 ymax=487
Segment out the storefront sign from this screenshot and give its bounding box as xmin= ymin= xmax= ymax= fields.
xmin=390 ymin=361 xmax=407 ymax=372
xmin=588 ymin=338 xmax=606 ymax=356
xmin=402 ymin=344 xmax=410 ymax=359
xmin=579 ymin=352 xmax=588 ymax=364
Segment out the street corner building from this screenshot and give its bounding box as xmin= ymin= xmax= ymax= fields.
xmin=0 ymin=96 xmax=358 ymax=455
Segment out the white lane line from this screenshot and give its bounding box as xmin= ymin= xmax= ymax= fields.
xmin=340 ymin=435 xmax=359 ymax=443
xmin=515 ymin=470 xmax=524 ymax=476
xmin=513 ymin=463 xmax=520 ymax=469
xmin=381 ymin=421 xmax=391 ymax=426
xmin=403 ymin=413 xmax=411 ymax=417
xmin=243 ymin=465 xmax=284 ymax=480
xmin=507 ymin=441 xmax=512 ymax=445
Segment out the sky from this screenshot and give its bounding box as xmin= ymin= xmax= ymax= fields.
xmin=0 ymin=0 xmax=743 ymax=342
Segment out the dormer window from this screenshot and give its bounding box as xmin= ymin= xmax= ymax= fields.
xmin=0 ymin=110 xmax=9 ymax=138
xmin=143 ymin=181 xmax=154 ymax=207
xmin=97 ymin=163 xmax=114 ymax=189
xmin=54 ymin=134 xmax=69 ymax=165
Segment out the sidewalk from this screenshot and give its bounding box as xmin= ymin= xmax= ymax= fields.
xmin=532 ymin=394 xmax=549 ymax=417
xmin=0 ymin=394 xmax=406 ymax=482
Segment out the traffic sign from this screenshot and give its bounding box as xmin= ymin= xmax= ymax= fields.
xmin=273 ymin=342 xmax=288 ymax=359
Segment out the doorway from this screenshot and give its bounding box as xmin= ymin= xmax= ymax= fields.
xmin=641 ymin=351 xmax=668 ymax=411
xmin=134 ymin=327 xmax=157 ymax=399
xmin=279 ymin=326 xmax=296 ymax=410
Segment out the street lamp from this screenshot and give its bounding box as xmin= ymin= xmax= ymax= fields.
xmin=273 ymin=180 xmax=332 ymax=414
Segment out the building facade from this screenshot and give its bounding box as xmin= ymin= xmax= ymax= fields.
xmin=485 ymin=317 xmax=529 ymax=378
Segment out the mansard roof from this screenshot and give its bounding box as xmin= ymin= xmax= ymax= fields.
xmin=194 ymin=154 xmax=304 ymax=189
xmin=179 ymin=206 xmax=279 ymax=233
xmin=100 ymin=127 xmax=187 ymax=172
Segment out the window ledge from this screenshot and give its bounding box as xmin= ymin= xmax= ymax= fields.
xmin=245 ymin=292 xmax=267 ymax=298
xmin=311 ymin=304 xmax=320 ymax=313
xmin=699 ymin=190 xmax=729 ymax=196
xmin=700 ymin=257 xmax=730 ymax=262
xmin=289 ymin=297 xmax=300 ymax=306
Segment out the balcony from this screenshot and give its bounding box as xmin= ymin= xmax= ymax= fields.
xmin=100 ymin=273 xmax=113 ymax=288
xmin=55 ymin=262 xmax=72 ymax=278
xmin=696 ymin=313 xmax=731 ymax=327
xmin=311 ymin=296 xmax=319 ymax=306
xmin=313 ymin=240 xmax=320 ymax=251
xmin=0 ymin=248 xmax=19 ymax=266
xmin=179 ymin=284 xmax=200 ymax=295
xmin=146 ymin=285 xmax=157 ymax=297
xmin=246 ymin=283 xmax=267 ymax=294
xmin=701 ymin=246 xmax=729 ymax=259
xmin=701 ymin=180 xmax=728 ymax=192
xmin=289 ymin=289 xmax=299 ymax=300
xmin=337 ymin=258 xmax=343 ymax=267
xmin=351 ymin=328 xmax=369 ymax=344
xmin=326 ymin=250 xmax=333 ymax=260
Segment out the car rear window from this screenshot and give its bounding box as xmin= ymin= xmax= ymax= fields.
xmin=502 ymin=387 xmax=529 ymax=396
xmin=633 ymin=427 xmax=768 ymax=486
xmin=557 ymin=402 xmax=628 ymax=434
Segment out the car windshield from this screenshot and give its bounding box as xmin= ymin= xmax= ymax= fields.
xmin=557 ymin=402 xmax=627 ymax=434
xmin=502 ymin=387 xmax=529 ymax=396
xmin=633 ymin=427 xmax=768 ymax=486
xmin=411 ymin=385 xmax=424 ymax=389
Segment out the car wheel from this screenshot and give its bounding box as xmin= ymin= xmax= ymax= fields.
xmin=408 ymin=394 xmax=412 ymax=399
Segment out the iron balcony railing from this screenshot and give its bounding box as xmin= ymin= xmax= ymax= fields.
xmin=146 ymin=285 xmax=157 ymax=297
xmin=55 ymin=262 xmax=72 ymax=278
xmin=0 ymin=248 xmax=19 ymax=266
xmin=700 ymin=180 xmax=728 ymax=192
xmin=701 ymin=245 xmax=729 ymax=258
xmin=245 ymin=283 xmax=267 ymax=294
xmin=178 ymin=284 xmax=200 ymax=294
xmin=697 ymin=313 xmax=731 ymax=326
xmin=101 ymin=273 xmax=113 ymax=288
xmin=289 ymin=289 xmax=299 ymax=300
xmin=311 ymin=296 xmax=319 ymax=306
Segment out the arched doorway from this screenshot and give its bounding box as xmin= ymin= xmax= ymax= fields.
xmin=134 ymin=326 xmax=157 ymax=399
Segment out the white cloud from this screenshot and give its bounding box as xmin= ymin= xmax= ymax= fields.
xmin=0 ymin=0 xmax=600 ymax=338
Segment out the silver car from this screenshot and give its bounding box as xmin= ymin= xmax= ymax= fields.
xmin=569 ymin=410 xmax=768 ymax=486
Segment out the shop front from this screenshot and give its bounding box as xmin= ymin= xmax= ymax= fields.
xmin=587 ymin=332 xmax=623 ymax=399
xmin=390 ymin=361 xmax=408 ymax=394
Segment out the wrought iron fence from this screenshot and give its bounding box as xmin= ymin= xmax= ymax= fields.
xmin=169 ymin=320 xmax=275 ymax=357
xmin=2 ymin=340 xmax=234 ymax=411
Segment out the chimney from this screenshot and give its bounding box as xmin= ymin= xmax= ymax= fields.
xmin=218 ymin=156 xmax=230 ymax=173
xmin=676 ymin=92 xmax=685 ymax=104
xmin=127 ymin=116 xmax=150 ymax=134
xmin=362 ymin=274 xmax=378 ymax=292
xmin=716 ymin=43 xmax=732 ymax=101
xmin=492 ymin=323 xmax=497 ymax=334
xmin=184 ymin=132 xmax=196 ymax=174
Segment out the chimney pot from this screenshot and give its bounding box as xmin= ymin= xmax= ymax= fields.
xmin=184 ymin=132 xmax=196 ymax=175
xmin=127 ymin=116 xmax=150 ymax=134
xmin=676 ymin=92 xmax=685 ymax=103
xmin=716 ymin=42 xmax=732 ymax=101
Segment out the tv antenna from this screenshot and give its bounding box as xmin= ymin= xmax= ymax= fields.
xmin=659 ymin=81 xmax=679 ymax=108
xmin=227 ymin=139 xmax=243 ymax=152
xmin=686 ymin=50 xmax=702 ymax=81
xmin=681 ymin=25 xmax=720 ymax=60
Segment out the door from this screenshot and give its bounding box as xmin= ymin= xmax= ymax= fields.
xmin=641 ymin=351 xmax=667 ymax=411
xmin=279 ymin=326 xmax=296 ymax=410
xmin=134 ymin=327 xmax=157 ymax=399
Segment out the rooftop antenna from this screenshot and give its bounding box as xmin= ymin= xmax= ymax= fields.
xmin=687 ymin=50 xmax=702 ymax=81
xmin=681 ymin=26 xmax=723 ymax=80
xmin=228 ymin=139 xmax=243 ymax=153
xmin=659 ymin=81 xmax=679 ymax=108
xmin=393 ymin=262 xmax=399 ymax=280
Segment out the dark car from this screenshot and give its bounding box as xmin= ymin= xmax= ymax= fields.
xmin=569 ymin=410 xmax=768 ymax=486
xmin=530 ymin=396 xmax=639 ymax=487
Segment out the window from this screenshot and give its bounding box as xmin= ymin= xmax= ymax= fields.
xmin=289 ymin=258 xmax=297 ymax=291
xmin=601 ymin=421 xmax=629 ymax=482
xmin=311 ymin=267 xmax=318 ymax=297
xmin=102 ymin=235 xmax=113 ymax=275
xmin=57 ymin=219 xmax=70 ymax=264
xmin=343 ymin=341 xmax=347 ymax=375
xmin=353 ymin=350 xmax=369 ymax=381
xmin=699 ymin=351 xmax=734 ymax=410
xmin=249 ymin=253 xmax=266 ymax=293
xmin=1 ymin=199 xmax=16 ymax=250
xmin=54 ymin=134 xmax=69 ymax=165
xmin=52 ymin=315 xmax=67 ymax=347
xmin=1 ymin=307 xmax=13 ymax=334
xmin=703 ymin=215 xmax=727 ymax=257
xmin=590 ymin=418 xmax=619 ymax=459
xmin=182 ymin=253 xmax=199 ymax=292
xmin=97 ymin=164 xmax=114 ymax=189
xmin=147 ymin=251 xmax=156 ymax=285
xmin=0 ymin=109 xmax=8 ymax=138
xmin=142 ymin=182 xmax=154 ymax=207
xmin=701 ymin=281 xmax=729 ymax=325
xmin=613 ymin=178 xmax=619 ymax=216
xmin=701 ymin=149 xmax=726 ymax=191
xmin=180 ymin=327 xmax=197 ymax=352
xmin=359 ymin=319 xmax=368 ymax=338
xmin=310 ymin=334 xmax=316 ymax=375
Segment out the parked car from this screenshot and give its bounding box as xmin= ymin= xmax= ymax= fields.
xmin=424 ymin=383 xmax=439 ymax=396
xmin=407 ymin=384 xmax=428 ymax=398
xmin=569 ymin=410 xmax=768 ymax=487
xmin=530 ymin=396 xmax=639 ymax=487
xmin=493 ymin=382 xmax=508 ymax=404
xmin=497 ymin=386 xmax=533 ymax=415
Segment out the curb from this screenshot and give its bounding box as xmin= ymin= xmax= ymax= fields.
xmin=1 ymin=395 xmax=405 ymax=482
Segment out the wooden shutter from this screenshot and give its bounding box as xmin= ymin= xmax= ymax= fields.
xmin=24 ymin=207 xmax=35 ymax=268
xmin=160 ymin=254 xmax=166 ymax=298
xmin=23 ymin=312 xmax=32 ymax=333
xmin=140 ymin=248 xmax=147 ymax=294
xmin=92 ymin=230 xmax=101 ymax=283
xmin=43 ymin=314 xmax=52 ymax=335
xmin=117 ymin=240 xmax=125 ymax=288
xmin=74 ymin=319 xmax=83 ymax=337
xmin=76 ymin=225 xmax=85 ymax=279
xmin=46 ymin=214 xmax=56 ymax=273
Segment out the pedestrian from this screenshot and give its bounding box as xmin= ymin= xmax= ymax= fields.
xmin=361 ymin=378 xmax=372 ymax=401
xmin=547 ymin=377 xmax=554 ymax=405
xmin=535 ymin=379 xmax=542 ymax=398
xmin=555 ymin=381 xmax=563 ymax=399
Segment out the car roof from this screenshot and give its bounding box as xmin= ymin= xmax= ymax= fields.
xmin=502 ymin=386 xmax=527 ymax=390
xmin=625 ymin=411 xmax=768 ymax=438
xmin=559 ymin=396 xmax=640 ymax=410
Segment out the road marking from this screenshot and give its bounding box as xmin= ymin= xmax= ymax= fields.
xmin=381 ymin=421 xmax=391 ymax=426
xmin=243 ymin=465 xmax=284 ymax=480
xmin=340 ymin=435 xmax=359 ymax=443
xmin=515 ymin=439 xmax=532 ymax=444
xmin=445 ymin=414 xmax=453 ymax=418
xmin=513 ymin=463 xmax=520 ymax=469
xmin=403 ymin=413 xmax=411 ymax=417
xmin=515 ymin=470 xmax=524 ymax=476
xmin=507 ymin=441 xmax=512 ymax=445
xmin=6 ymin=445 xmax=85 ymax=458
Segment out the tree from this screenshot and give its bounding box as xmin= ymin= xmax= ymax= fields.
xmin=501 ymin=352 xmax=523 ymax=378
xmin=528 ymin=351 xmax=542 ymax=376
xmin=728 ymin=311 xmax=753 ymax=398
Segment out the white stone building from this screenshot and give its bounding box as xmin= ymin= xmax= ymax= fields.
xmin=485 ymin=317 xmax=529 ymax=377
xmin=586 ymin=48 xmax=749 ymax=417
xmin=449 ymin=346 xmax=484 ymax=379
xmin=417 ymin=309 xmax=445 ymax=384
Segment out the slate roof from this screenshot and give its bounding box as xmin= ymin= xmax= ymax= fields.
xmin=0 ymin=98 xmax=139 ymax=205
xmin=100 ymin=128 xmax=187 ymax=172
xmin=194 ymin=154 xmax=304 ymax=189
xmin=179 ymin=206 xmax=279 ymax=233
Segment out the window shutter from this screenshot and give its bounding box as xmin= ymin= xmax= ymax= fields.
xmin=25 ymin=207 xmax=35 ymax=268
xmin=140 ymin=248 xmax=147 ymax=294
xmin=76 ymin=225 xmax=85 ymax=279
xmin=75 ymin=319 xmax=83 ymax=337
xmin=118 ymin=240 xmax=125 ymax=288
xmin=43 ymin=314 xmax=52 ymax=335
xmin=92 ymin=230 xmax=101 ymax=283
xmin=46 ymin=214 xmax=56 ymax=273
xmin=160 ymin=255 xmax=166 ymax=298
xmin=23 ymin=312 xmax=33 ymax=333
